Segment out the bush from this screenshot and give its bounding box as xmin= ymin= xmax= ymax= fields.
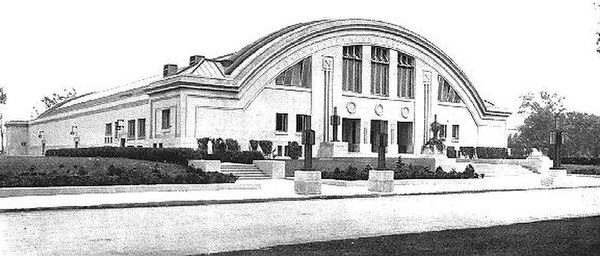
xmin=288 ymin=141 xmax=302 ymax=160
xmin=570 ymin=168 xmax=600 ymax=175
xmin=249 ymin=140 xmax=259 ymax=151
xmin=212 ymin=138 xmax=226 ymax=154
xmin=0 ymin=165 xmax=237 ymax=187
xmin=225 ymin=138 xmax=240 ymax=152
xmin=46 ymin=147 xmax=203 ymax=165
xmin=322 ymin=166 xmax=369 ymax=181
xmin=447 ymin=146 xmax=457 ymax=158
xmin=508 ymin=147 xmax=531 ymax=159
xmin=459 ymin=147 xmax=475 ymax=159
xmin=197 ymin=137 xmax=211 ymax=153
xmin=561 ymin=157 xmax=600 ymax=166
xmin=258 ymin=140 xmax=274 ymax=158
xmin=476 ymin=147 xmax=508 ymax=159
xmin=45 ymin=147 xmax=264 ymax=165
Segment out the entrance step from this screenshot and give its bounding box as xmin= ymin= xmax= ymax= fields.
xmin=220 ymin=162 xmax=269 ymax=180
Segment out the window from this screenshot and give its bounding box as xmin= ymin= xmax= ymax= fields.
xmin=20 ymin=142 xmax=27 ymax=146
xmin=296 ymin=114 xmax=310 ymax=132
xmin=342 ymin=45 xmax=362 ymax=93
xmin=158 ymin=143 xmax=163 ymax=148
xmin=137 ymin=119 xmax=146 ymax=139
xmin=127 ymin=120 xmax=135 ymax=139
xmin=105 ymin=123 xmax=112 ymax=136
xmin=371 ymin=46 xmax=389 ymax=96
xmin=439 ymin=124 xmax=448 ymax=139
xmin=452 ymin=125 xmax=460 ymax=141
xmin=275 ymin=113 xmax=288 ymax=132
xmin=161 ymin=109 xmax=171 ymax=129
xmin=398 ymin=53 xmax=415 ymax=98
xmin=275 ymin=57 xmax=312 ymax=88
xmin=438 ymin=76 xmax=462 ymax=103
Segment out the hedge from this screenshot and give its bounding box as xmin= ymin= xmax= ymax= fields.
xmin=561 ymin=157 xmax=600 ymax=166
xmin=447 ymin=146 xmax=457 ymax=158
xmin=45 ymin=147 xmax=264 ymax=165
xmin=475 ymin=147 xmax=508 ymax=159
xmin=0 ymin=165 xmax=237 ymax=187
xmin=322 ymin=162 xmax=480 ymax=181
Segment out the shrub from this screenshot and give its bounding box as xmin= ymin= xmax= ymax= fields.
xmin=207 ymin=150 xmax=264 ymax=164
xmin=322 ymin=165 xmax=369 ymax=181
xmin=447 ymin=146 xmax=457 ymax=158
xmin=459 ymin=147 xmax=475 ymax=159
xmin=288 ymin=141 xmax=302 ymax=160
xmin=258 ymin=140 xmax=274 ymax=158
xmin=249 ymin=140 xmax=259 ymax=151
xmin=561 ymin=157 xmax=600 ymax=166
xmin=0 ymin=165 xmax=237 ymax=187
xmin=225 ymin=138 xmax=240 ymax=152
xmin=197 ymin=137 xmax=211 ymax=153
xmin=212 ymin=138 xmax=226 ymax=154
xmin=46 ymin=147 xmax=204 ymax=165
xmin=476 ymin=147 xmax=508 ymax=159
xmin=570 ymin=168 xmax=600 ymax=175
xmin=508 ymin=147 xmax=531 ymax=159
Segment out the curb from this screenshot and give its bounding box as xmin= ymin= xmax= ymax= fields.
xmin=3 ymin=185 xmax=600 ymax=213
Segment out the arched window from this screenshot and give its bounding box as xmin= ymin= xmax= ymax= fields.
xmin=438 ymin=75 xmax=462 ymax=103
xmin=275 ymin=57 xmax=312 ymax=88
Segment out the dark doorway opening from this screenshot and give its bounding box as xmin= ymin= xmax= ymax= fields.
xmin=397 ymin=122 xmax=414 ymax=153
xmin=370 ymin=120 xmax=388 ymax=152
xmin=342 ymin=118 xmax=361 ymax=152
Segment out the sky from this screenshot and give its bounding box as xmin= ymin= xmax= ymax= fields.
xmin=1 ymin=0 xmax=599 ymax=127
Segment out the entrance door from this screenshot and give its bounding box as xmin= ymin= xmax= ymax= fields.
xmin=370 ymin=120 xmax=388 ymax=152
xmin=342 ymin=118 xmax=361 ymax=152
xmin=397 ymin=122 xmax=414 ymax=153
xmin=120 ymin=138 xmax=126 ymax=147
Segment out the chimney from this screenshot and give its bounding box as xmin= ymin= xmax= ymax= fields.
xmin=163 ymin=64 xmax=178 ymax=77
xmin=189 ymin=55 xmax=205 ymax=66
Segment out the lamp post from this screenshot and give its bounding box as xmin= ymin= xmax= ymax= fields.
xmin=70 ymin=126 xmax=79 ymax=148
xmin=550 ymin=114 xmax=564 ymax=168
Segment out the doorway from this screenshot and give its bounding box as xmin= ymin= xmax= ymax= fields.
xmin=397 ymin=122 xmax=413 ymax=153
xmin=120 ymin=138 xmax=126 ymax=147
xmin=342 ymin=118 xmax=361 ymax=152
xmin=370 ymin=120 xmax=388 ymax=152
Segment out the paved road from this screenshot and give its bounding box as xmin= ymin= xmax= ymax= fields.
xmin=2 ymin=188 xmax=600 ymax=255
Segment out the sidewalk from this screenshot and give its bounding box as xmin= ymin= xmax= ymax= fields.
xmin=2 ymin=174 xmax=600 ymax=212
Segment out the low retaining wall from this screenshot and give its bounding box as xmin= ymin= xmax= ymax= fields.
xmin=0 ymin=183 xmax=261 ymax=198
xmin=254 ymin=160 xmax=285 ymax=179
xmin=188 ymin=160 xmax=221 ymax=172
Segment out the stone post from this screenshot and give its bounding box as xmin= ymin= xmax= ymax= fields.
xmin=295 ymin=117 xmax=321 ymax=195
xmin=369 ymin=126 xmax=394 ymax=192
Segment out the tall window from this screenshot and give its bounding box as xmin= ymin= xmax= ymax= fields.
xmin=105 ymin=123 xmax=112 ymax=136
xmin=127 ymin=120 xmax=135 ymax=139
xmin=398 ymin=53 xmax=415 ymax=98
xmin=161 ymin=109 xmax=171 ymax=129
xmin=275 ymin=57 xmax=312 ymax=88
xmin=296 ymin=114 xmax=310 ymax=132
xmin=440 ymin=124 xmax=448 ymax=139
xmin=138 ymin=119 xmax=146 ymax=139
xmin=452 ymin=125 xmax=460 ymax=140
xmin=438 ymin=76 xmax=462 ymax=103
xmin=342 ymin=45 xmax=362 ymax=93
xmin=275 ymin=113 xmax=288 ymax=132
xmin=371 ymin=46 xmax=389 ymax=96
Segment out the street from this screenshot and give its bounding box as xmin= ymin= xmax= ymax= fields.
xmin=2 ymin=187 xmax=600 ymax=255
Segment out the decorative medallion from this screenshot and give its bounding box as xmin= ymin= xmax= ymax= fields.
xmin=401 ymin=107 xmax=410 ymax=118
xmin=374 ymin=104 xmax=384 ymax=116
xmin=346 ymin=102 xmax=357 ymax=114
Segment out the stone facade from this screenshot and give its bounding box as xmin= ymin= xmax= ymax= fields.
xmin=5 ymin=19 xmax=511 ymax=157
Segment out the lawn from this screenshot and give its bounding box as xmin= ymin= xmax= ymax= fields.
xmin=0 ymin=156 xmax=236 ymax=187
xmin=208 ymin=216 xmax=600 ymax=255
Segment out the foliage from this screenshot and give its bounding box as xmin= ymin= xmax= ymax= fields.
xmin=45 ymin=147 xmax=264 ymax=165
xmin=560 ymin=157 xmax=600 ymax=166
xmin=0 ymin=165 xmax=237 ymax=187
xmin=288 ymin=141 xmax=302 ymax=160
xmin=570 ymin=168 xmax=600 ymax=175
xmin=321 ymin=166 xmax=369 ymax=181
xmin=447 ymin=146 xmax=457 ymax=158
xmin=476 ymin=147 xmax=508 ymax=159
xmin=258 ymin=140 xmax=274 ymax=158
xmin=212 ymin=138 xmax=226 ymax=154
xmin=197 ymin=137 xmax=211 ymax=153
xmin=41 ymin=88 xmax=78 ymax=108
xmin=422 ymin=138 xmax=445 ymax=153
xmin=514 ymin=91 xmax=600 ymax=158
xmin=0 ymin=86 xmax=6 ymax=105
xmin=225 ymin=138 xmax=240 ymax=152
xmin=459 ymin=147 xmax=475 ymax=159
xmin=249 ymin=140 xmax=259 ymax=151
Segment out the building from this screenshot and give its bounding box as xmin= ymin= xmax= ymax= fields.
xmin=5 ymin=19 xmax=511 ymax=157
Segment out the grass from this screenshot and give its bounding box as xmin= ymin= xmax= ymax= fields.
xmin=0 ymin=156 xmax=237 ymax=187
xmin=207 ymin=216 xmax=600 ymax=255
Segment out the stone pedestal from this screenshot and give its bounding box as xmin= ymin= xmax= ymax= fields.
xmin=317 ymin=141 xmax=348 ymax=157
xmin=368 ymin=170 xmax=394 ymax=193
xmin=294 ymin=171 xmax=322 ymax=195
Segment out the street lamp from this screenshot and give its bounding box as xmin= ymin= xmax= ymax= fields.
xmin=549 ymin=114 xmax=564 ymax=168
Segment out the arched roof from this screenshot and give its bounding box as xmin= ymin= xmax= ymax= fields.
xmin=215 ymin=19 xmax=510 ymax=119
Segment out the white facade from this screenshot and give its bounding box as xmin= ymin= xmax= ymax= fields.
xmin=5 ymin=19 xmax=511 ymax=157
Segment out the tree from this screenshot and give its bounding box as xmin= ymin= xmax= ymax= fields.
xmin=41 ymin=88 xmax=77 ymax=109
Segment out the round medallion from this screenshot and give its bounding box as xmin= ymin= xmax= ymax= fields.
xmin=401 ymin=107 xmax=410 ymax=118
xmin=374 ymin=104 xmax=384 ymax=116
xmin=346 ymin=102 xmax=357 ymax=114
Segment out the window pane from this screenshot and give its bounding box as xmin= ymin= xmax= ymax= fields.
xmin=162 ymin=109 xmax=170 ymax=129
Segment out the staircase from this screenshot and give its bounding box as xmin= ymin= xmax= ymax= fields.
xmin=220 ymin=163 xmax=270 ymax=180
xmin=470 ymin=163 xmax=536 ymax=177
